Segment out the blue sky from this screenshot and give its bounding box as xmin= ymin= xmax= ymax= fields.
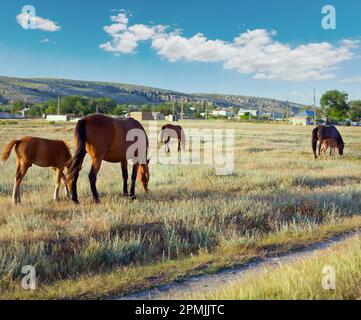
xmin=0 ymin=0 xmax=361 ymax=104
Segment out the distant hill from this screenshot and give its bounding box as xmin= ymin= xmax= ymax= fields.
xmin=0 ymin=76 xmax=304 ymax=114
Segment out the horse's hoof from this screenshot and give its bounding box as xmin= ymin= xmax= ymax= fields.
xmin=130 ymin=195 xmax=136 ymax=201
xmin=72 ymin=199 xmax=80 ymax=205
xmin=123 ymin=193 xmax=129 ymax=197
xmin=94 ymin=199 xmax=101 ymax=204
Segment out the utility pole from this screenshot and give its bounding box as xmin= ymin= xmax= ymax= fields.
xmin=56 ymin=85 xmax=61 ymax=115
xmin=180 ymin=98 xmax=184 ymax=121
xmin=313 ymin=88 xmax=317 ymax=125
xmin=57 ymin=96 xmax=60 ymax=115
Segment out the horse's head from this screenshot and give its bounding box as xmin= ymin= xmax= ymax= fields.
xmin=338 ymin=142 xmax=345 ymax=155
xmin=137 ymin=159 xmax=150 ymax=193
xmin=337 ymin=137 xmax=345 ymax=156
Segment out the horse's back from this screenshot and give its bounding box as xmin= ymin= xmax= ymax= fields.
xmin=81 ymin=114 xmax=148 ymax=162
xmin=316 ymin=125 xmax=341 ymax=140
xmin=16 ymin=137 xmax=69 ymax=168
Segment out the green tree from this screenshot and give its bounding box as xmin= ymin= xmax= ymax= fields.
xmin=154 ymin=104 xmax=173 ymax=116
xmin=112 ymin=104 xmax=125 ymax=116
xmin=141 ymin=105 xmax=152 ymax=112
xmin=27 ymin=105 xmax=42 ymax=117
xmin=12 ymin=100 xmax=25 ymax=114
xmin=349 ymin=100 xmax=361 ymax=122
xmin=41 ymin=100 xmax=57 ymax=114
xmin=320 ymin=90 xmax=349 ymax=121
xmin=94 ymin=97 xmax=117 ymax=114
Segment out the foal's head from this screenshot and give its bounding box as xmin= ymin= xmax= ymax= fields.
xmin=137 ymin=159 xmax=150 ymax=193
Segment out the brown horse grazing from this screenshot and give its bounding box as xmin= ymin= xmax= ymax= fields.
xmin=160 ymin=124 xmax=186 ymax=154
xmin=312 ymin=125 xmax=345 ymax=159
xmin=320 ymin=138 xmax=339 ymax=159
xmin=2 ymin=137 xmax=72 ymax=205
xmin=67 ymin=114 xmax=150 ymax=204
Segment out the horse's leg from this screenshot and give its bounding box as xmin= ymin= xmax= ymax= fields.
xmin=13 ymin=162 xmax=29 ymax=205
xmin=318 ymin=140 xmax=322 ymax=157
xmin=165 ymin=137 xmax=171 ymax=155
xmin=121 ymin=161 xmax=129 ymax=197
xmin=130 ymin=163 xmax=139 ymax=200
xmin=331 ymin=147 xmax=336 ymax=159
xmin=12 ymin=163 xmax=21 ymax=205
xmin=61 ymin=173 xmax=70 ymax=198
xmin=177 ymin=139 xmax=181 ymax=152
xmin=89 ymin=157 xmax=102 ymax=204
xmin=54 ymin=168 xmax=62 ymax=201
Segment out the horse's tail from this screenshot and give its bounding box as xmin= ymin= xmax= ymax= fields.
xmin=2 ymin=140 xmax=19 ymax=162
xmin=67 ymin=119 xmax=87 ymax=186
xmin=312 ymin=127 xmax=318 ymax=159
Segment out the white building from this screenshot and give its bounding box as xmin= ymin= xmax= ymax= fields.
xmin=166 ymin=115 xmax=179 ymax=122
xmin=152 ymin=112 xmax=165 ymax=120
xmin=290 ymin=111 xmax=315 ymax=125
xmin=46 ymin=115 xmax=70 ymax=122
xmin=238 ymin=109 xmax=260 ymax=118
xmin=212 ymin=109 xmax=229 ymax=117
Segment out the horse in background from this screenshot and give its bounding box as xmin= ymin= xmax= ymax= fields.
xmin=67 ymin=114 xmax=150 ymax=204
xmin=160 ymin=124 xmax=186 ymax=155
xmin=312 ymin=125 xmax=345 ymax=159
xmin=320 ymin=138 xmax=340 ymax=159
xmin=2 ymin=137 xmax=72 ymax=205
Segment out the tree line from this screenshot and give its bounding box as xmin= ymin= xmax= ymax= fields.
xmin=2 ymin=96 xmax=210 ymax=118
xmin=319 ymin=90 xmax=361 ymax=122
xmin=2 ymin=90 xmax=361 ymax=122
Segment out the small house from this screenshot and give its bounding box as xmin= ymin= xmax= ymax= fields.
xmin=166 ymin=115 xmax=179 ymax=122
xmin=46 ymin=115 xmax=70 ymax=122
xmin=238 ymin=109 xmax=260 ymax=118
xmin=130 ymin=112 xmax=165 ymax=121
xmin=290 ymin=111 xmax=315 ymax=125
xmin=212 ymin=109 xmax=229 ymax=117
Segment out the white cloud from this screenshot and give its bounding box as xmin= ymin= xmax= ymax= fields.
xmin=16 ymin=12 xmax=61 ymax=32
xmin=99 ymin=11 xmax=165 ymax=54
xmin=40 ymin=37 xmax=56 ymax=44
xmin=100 ymin=10 xmax=359 ymax=81
xmin=339 ymin=39 xmax=360 ymax=49
xmin=339 ymin=76 xmax=361 ymax=83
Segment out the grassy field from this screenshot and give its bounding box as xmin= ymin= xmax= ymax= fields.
xmin=187 ymin=234 xmax=361 ymax=300
xmin=1 ymin=119 xmax=361 ymax=299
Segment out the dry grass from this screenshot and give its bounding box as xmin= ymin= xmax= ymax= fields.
xmin=187 ymin=234 xmax=361 ymax=300
xmin=1 ymin=119 xmax=361 ymax=299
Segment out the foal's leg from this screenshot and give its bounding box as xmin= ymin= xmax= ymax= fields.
xmin=331 ymin=147 xmax=336 ymax=159
xmin=54 ymin=169 xmax=62 ymax=201
xmin=89 ymin=157 xmax=102 ymax=203
xmin=61 ymin=173 xmax=70 ymax=198
xmin=178 ymin=139 xmax=181 ymax=152
xmin=12 ymin=162 xmax=29 ymax=205
xmin=130 ymin=163 xmax=139 ymax=200
xmin=121 ymin=161 xmax=129 ymax=197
